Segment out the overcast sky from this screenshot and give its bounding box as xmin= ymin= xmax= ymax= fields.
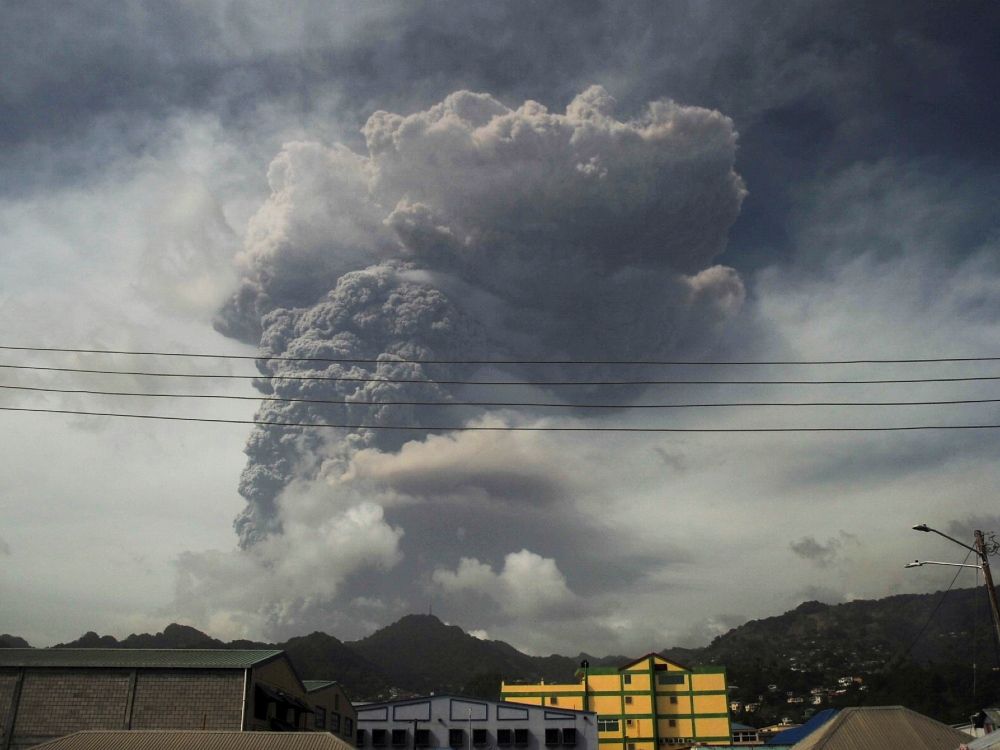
xmin=2 ymin=0 xmax=1000 ymax=655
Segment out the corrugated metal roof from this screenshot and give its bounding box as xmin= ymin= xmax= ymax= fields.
xmin=32 ymin=731 xmax=353 ymax=750
xmin=767 ymin=709 xmax=838 ymax=745
xmin=0 ymin=648 xmax=283 ymax=669
xmin=792 ymin=706 xmax=972 ymax=750
xmin=967 ymin=728 xmax=1000 ymax=750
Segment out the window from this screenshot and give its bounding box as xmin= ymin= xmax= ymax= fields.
xmin=550 ymin=696 xmax=558 ymax=705
xmin=624 ymin=697 xmax=633 ymax=705
xmin=545 ymin=729 xmax=560 ymax=746
xmin=331 ymin=713 xmax=342 ymax=733
xmin=623 ymin=675 xmax=632 ymax=685
xmin=392 ymin=729 xmax=408 ymax=747
xmin=625 ymin=720 xmax=633 ymax=727
xmin=357 ymin=730 xmax=366 ymax=747
xmin=346 ymin=719 xmax=354 ymax=737
xmin=628 ymin=744 xmax=636 ymax=750
xmin=562 ymin=729 xmax=576 ymax=746
xmin=450 ymin=729 xmax=465 ymax=749
xmin=668 ymin=720 xmax=676 ymax=728
xmin=372 ymin=729 xmax=387 ymax=747
xmin=473 ymin=729 xmax=488 ymax=747
xmin=315 ymin=707 xmax=327 ymax=730
xmin=669 ymin=697 xmax=677 ymax=705
xmin=415 ymin=729 xmax=431 ymax=748
xmin=597 ymin=719 xmax=619 ymax=732
xmin=497 ymin=730 xmax=512 ymax=746
xmin=657 ymin=675 xmax=684 ymax=686
xmin=514 ymin=729 xmax=529 ymax=746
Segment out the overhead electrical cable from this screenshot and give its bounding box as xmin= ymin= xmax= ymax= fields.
xmin=2 ymin=344 xmax=1000 ymax=366
xmin=3 ymin=363 xmax=1000 ymax=386
xmin=4 ymin=383 xmax=1000 ymax=410
xmin=895 ymin=550 xmax=974 ymax=665
xmin=3 ymin=405 xmax=1000 ymax=432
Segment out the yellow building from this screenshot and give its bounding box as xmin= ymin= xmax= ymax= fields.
xmin=501 ymin=654 xmax=730 ymax=749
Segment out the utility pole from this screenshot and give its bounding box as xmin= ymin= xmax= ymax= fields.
xmin=974 ymin=530 xmax=1000 ymax=654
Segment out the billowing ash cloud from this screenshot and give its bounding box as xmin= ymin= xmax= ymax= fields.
xmin=190 ymin=86 xmax=746 ymax=639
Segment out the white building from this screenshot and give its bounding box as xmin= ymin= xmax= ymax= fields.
xmin=356 ymin=696 xmax=596 ymax=750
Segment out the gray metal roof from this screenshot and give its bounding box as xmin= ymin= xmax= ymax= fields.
xmin=32 ymin=731 xmax=353 ymax=750
xmin=967 ymin=728 xmax=1000 ymax=750
xmin=0 ymin=648 xmax=284 ymax=670
xmin=792 ymin=706 xmax=972 ymax=750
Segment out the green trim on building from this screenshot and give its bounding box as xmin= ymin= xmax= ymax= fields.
xmin=618 ymin=672 xmax=627 ymax=750
xmin=606 ymin=713 xmax=655 ymax=720
xmin=659 ymin=713 xmax=730 ymax=720
xmin=504 ymin=655 xmax=732 ymax=748
xmin=502 ymin=691 xmax=584 ymax=698
xmin=591 ymin=712 xmax=734 ymax=722
xmin=646 ymin=658 xmax=658 ymax=749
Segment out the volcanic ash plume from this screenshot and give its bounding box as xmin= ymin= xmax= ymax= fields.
xmin=198 ymin=86 xmax=746 ymax=634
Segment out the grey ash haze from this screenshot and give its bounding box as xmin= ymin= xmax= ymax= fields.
xmin=1 ymin=0 xmax=999 ymax=654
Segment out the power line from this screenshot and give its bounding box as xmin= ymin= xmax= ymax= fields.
xmin=4 ymin=405 xmax=1000 ymax=432
xmin=896 ymin=550 xmax=974 ymax=664
xmin=2 ymin=344 xmax=1000 ymax=366
xmin=5 ymin=383 xmax=1000 ymax=410
xmin=4 ymin=363 xmax=1000 ymax=386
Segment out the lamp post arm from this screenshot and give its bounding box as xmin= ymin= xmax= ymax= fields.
xmin=905 ymin=560 xmax=982 ymax=570
xmin=921 ymin=526 xmax=982 ymax=557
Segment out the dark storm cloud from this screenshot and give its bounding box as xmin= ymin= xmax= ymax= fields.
xmin=786 ymin=432 xmax=1000 ymax=490
xmin=946 ymin=516 xmax=1000 ymax=538
xmin=5 ymin=0 xmax=999 ymax=219
xmin=790 ymin=536 xmax=841 ymax=567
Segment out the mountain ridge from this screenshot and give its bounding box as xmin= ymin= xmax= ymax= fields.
xmin=5 ymin=584 xmax=998 ymax=722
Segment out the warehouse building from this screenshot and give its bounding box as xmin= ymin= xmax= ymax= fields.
xmin=501 ymin=654 xmax=731 ymax=749
xmin=305 ymin=681 xmax=356 ymax=745
xmin=355 ymin=695 xmax=596 ymax=750
xmin=0 ymin=649 xmax=315 ymax=749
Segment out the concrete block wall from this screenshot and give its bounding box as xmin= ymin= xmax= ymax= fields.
xmin=9 ymin=669 xmax=130 ymax=748
xmin=131 ymin=670 xmax=244 ymax=730
xmin=0 ymin=672 xmax=20 ymax=730
xmin=1 ymin=667 xmax=247 ymax=749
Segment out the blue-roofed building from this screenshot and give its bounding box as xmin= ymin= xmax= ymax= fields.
xmin=764 ymin=709 xmax=837 ymax=747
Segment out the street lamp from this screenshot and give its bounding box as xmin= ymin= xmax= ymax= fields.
xmin=908 ymin=524 xmax=1000 ymax=652
xmin=904 ymin=560 xmax=982 ymax=570
xmin=911 ymin=524 xmax=981 ymax=555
